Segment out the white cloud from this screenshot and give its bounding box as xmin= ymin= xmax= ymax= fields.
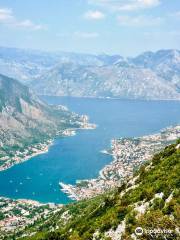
xmin=88 ymin=0 xmax=161 ymax=11
xmin=117 ymin=15 xmax=163 ymax=26
xmin=13 ymin=19 xmax=46 ymax=30
xmin=84 ymin=10 xmax=105 ymax=20
xmin=0 ymin=8 xmax=13 ymax=22
xmin=74 ymin=31 xmax=99 ymax=38
xmin=0 ymin=7 xmax=46 ymax=30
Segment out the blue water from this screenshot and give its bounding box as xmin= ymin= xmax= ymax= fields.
xmin=0 ymin=97 xmax=180 ymax=204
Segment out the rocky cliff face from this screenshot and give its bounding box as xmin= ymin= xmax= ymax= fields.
xmin=29 ymin=49 xmax=180 ymax=100
xmin=0 ymin=47 xmax=120 ymax=82
xmin=31 ymin=63 xmax=180 ymax=100
xmin=0 ymin=74 xmax=81 ymax=167
xmin=131 ymin=49 xmax=180 ymax=92
xmin=0 ymin=47 xmax=180 ymax=100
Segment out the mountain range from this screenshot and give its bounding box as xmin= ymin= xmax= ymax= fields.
xmin=0 ymin=47 xmax=180 ymax=100
xmin=0 ymin=47 xmax=179 ymax=240
xmin=0 ymin=74 xmax=81 ymax=169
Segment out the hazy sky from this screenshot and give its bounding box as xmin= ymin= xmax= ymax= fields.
xmin=0 ymin=0 xmax=180 ymax=56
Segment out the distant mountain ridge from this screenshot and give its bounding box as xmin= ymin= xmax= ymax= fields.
xmin=0 ymin=47 xmax=180 ymax=100
xmin=31 ymin=62 xmax=179 ymax=100
xmin=0 ymin=47 xmax=121 ymax=82
xmin=131 ymin=49 xmax=180 ymax=91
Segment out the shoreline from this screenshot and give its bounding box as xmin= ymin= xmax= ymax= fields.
xmin=1 ymin=114 xmax=179 ymax=204
xmin=0 ymin=195 xmax=63 ymax=207
xmin=59 ymin=125 xmax=180 ymax=201
xmin=0 ymin=115 xmax=96 ymax=172
xmin=41 ymin=95 xmax=180 ymax=102
xmin=0 ymin=140 xmax=53 ymax=172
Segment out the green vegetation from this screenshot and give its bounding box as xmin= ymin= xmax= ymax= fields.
xmin=0 ymin=212 xmax=5 ymax=220
xmin=0 ymin=74 xmax=82 ymax=169
xmin=13 ymin=140 xmax=179 ymax=240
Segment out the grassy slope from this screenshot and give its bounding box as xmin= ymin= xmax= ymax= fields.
xmin=17 ymin=140 xmax=180 ymax=240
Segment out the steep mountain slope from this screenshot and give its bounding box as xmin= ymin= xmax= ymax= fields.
xmin=31 ymin=63 xmax=180 ymax=100
xmin=0 ymin=47 xmax=59 ymax=82
xmin=0 ymin=47 xmax=180 ymax=100
xmin=0 ymin=74 xmax=82 ymax=170
xmin=131 ymin=49 xmax=180 ymax=92
xmin=0 ymin=47 xmax=121 ymax=82
xmin=11 ymin=140 xmax=179 ymax=240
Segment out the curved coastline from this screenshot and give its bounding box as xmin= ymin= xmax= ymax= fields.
xmin=59 ymin=125 xmax=180 ymax=201
xmin=0 ymin=140 xmax=53 ymax=172
xmin=0 ymin=98 xmax=180 ymax=205
xmin=0 ymin=115 xmax=96 ymax=172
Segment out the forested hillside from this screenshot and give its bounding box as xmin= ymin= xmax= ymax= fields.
xmin=14 ymin=140 xmax=180 ymax=240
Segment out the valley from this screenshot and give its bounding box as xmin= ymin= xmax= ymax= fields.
xmin=0 ymin=47 xmax=179 ymax=240
xmin=1 ymin=0 xmax=179 ymax=238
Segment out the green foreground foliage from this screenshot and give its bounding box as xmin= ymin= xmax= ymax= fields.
xmin=13 ymin=140 xmax=180 ymax=240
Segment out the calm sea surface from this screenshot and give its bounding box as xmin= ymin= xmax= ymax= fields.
xmin=0 ymin=97 xmax=179 ymax=204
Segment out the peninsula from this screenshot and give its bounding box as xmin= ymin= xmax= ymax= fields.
xmin=0 ymin=74 xmax=96 ymax=172
xmin=60 ymin=125 xmax=180 ymax=200
xmin=2 ymin=140 xmax=179 ymax=240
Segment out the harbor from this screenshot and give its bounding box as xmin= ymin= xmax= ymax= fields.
xmin=59 ymin=125 xmax=180 ymax=200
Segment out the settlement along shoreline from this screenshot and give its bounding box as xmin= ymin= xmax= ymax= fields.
xmin=0 ymin=124 xmax=179 ymax=238
xmin=0 ymin=115 xmax=96 ymax=236
xmin=0 ymin=114 xmax=96 ymax=172
xmin=60 ymin=124 xmax=180 ymax=201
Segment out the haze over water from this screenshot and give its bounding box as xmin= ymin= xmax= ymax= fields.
xmin=0 ymin=97 xmax=179 ymax=204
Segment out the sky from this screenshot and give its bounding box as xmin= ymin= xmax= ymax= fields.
xmin=0 ymin=0 xmax=180 ymax=56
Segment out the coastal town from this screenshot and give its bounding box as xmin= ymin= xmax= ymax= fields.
xmin=62 ymin=115 xmax=97 ymax=136
xmin=60 ymin=125 xmax=180 ymax=200
xmin=0 ymin=114 xmax=97 ymax=238
xmin=0 ymin=114 xmax=96 ymax=172
xmin=0 ymin=197 xmax=62 ymax=239
xmin=0 ymin=140 xmax=53 ymax=172
xmin=0 ymin=119 xmax=179 ymax=238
